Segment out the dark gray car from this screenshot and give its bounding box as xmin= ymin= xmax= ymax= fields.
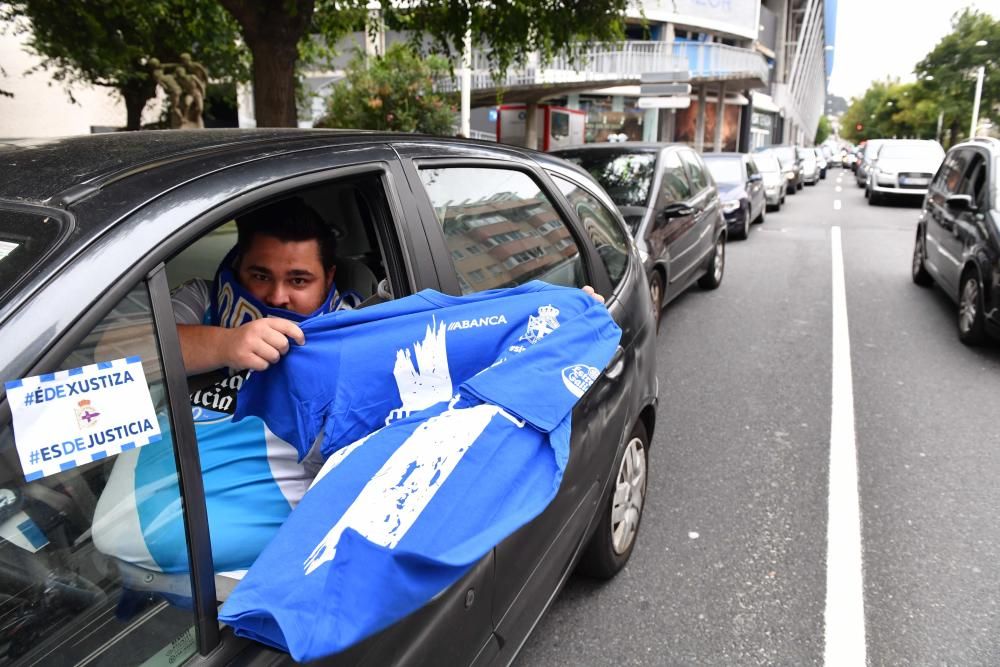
xmin=552 ymin=143 xmax=726 ymax=334
xmin=0 ymin=130 xmax=657 ymax=666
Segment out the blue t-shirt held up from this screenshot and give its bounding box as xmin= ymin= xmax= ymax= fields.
xmin=220 ymin=282 xmax=621 ymax=661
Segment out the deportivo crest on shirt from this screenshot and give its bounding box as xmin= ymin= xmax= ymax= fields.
xmin=561 ymin=364 xmax=601 ymax=398
xmin=520 ymin=305 xmax=560 ymax=345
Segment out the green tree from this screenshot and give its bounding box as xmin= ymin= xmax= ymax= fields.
xmin=915 ymin=8 xmax=999 ymax=146
xmin=315 ymin=44 xmax=456 ymax=134
xmin=815 ymin=115 xmax=831 ymax=144
xmin=1 ymin=0 xmax=247 ymax=130
xmin=219 ymin=0 xmax=629 ymax=128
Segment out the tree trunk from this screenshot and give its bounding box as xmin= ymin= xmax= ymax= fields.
xmin=121 ymin=78 xmax=156 ymax=131
xmin=219 ymin=0 xmax=314 ymax=128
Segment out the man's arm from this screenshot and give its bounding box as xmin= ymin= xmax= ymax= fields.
xmin=177 ymin=319 xmax=305 ymax=374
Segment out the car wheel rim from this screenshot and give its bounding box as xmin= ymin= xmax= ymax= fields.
xmin=713 ymin=240 xmax=725 ymax=282
xmin=650 ymin=280 xmax=661 ymax=320
xmin=611 ymin=436 xmax=646 ymax=555
xmin=912 ymin=237 xmax=924 ymax=277
xmin=960 ymin=278 xmax=979 ymax=333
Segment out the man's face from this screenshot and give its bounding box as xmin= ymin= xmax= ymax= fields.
xmin=237 ymin=234 xmax=334 ymax=315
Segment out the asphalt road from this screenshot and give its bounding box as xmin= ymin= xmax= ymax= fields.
xmin=516 ymin=170 xmax=1000 ymax=666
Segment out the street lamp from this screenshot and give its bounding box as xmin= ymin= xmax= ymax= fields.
xmin=970 ymin=40 xmax=988 ymax=138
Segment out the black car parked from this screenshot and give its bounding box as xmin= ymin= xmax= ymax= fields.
xmin=701 ymin=152 xmax=767 ymax=240
xmin=551 ymin=143 xmax=726 ymax=334
xmin=912 ymin=137 xmax=1000 ymax=345
xmin=0 ymin=130 xmax=658 ymax=665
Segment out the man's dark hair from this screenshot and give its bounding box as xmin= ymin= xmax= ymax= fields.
xmin=236 ymin=198 xmax=338 ymax=271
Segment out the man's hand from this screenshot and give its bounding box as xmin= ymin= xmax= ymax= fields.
xmin=224 ymin=318 xmax=305 ymax=371
xmin=177 ymin=318 xmax=305 ymax=374
xmin=582 ymin=285 xmax=606 ymax=305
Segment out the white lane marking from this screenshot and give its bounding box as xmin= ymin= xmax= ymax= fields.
xmin=834 ymin=200 xmax=842 ymax=210
xmin=825 ymin=226 xmax=867 ymax=667
xmin=835 ymin=186 xmax=843 ymax=193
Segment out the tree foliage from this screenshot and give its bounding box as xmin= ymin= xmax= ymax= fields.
xmin=1 ymin=0 xmax=247 ymax=129
xmin=915 ymin=8 xmax=999 ymax=146
xmin=315 ymin=44 xmax=456 ymax=134
xmin=219 ymin=0 xmax=630 ymax=127
xmin=840 ymin=9 xmax=998 ymax=148
xmin=815 ymin=115 xmax=831 ymax=144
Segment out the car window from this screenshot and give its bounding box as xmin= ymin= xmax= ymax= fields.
xmin=660 ymin=151 xmax=693 ymax=203
xmin=746 ymin=158 xmax=758 ymax=177
xmin=0 ymin=283 xmax=196 ymax=665
xmin=963 ymin=154 xmax=988 ymax=209
xmin=680 ymin=151 xmax=709 ymax=192
xmin=418 ymin=167 xmax=585 ymax=293
xmin=935 ymin=150 xmax=971 ymax=195
xmin=552 ymin=175 xmax=631 ymax=289
xmin=0 ymin=209 xmax=65 ymax=309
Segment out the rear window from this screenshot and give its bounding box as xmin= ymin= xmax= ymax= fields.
xmin=0 ymin=209 xmax=65 ymax=305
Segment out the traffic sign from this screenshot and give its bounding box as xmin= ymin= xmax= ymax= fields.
xmin=637 ymin=96 xmax=692 ymax=109
xmin=640 ymin=83 xmax=693 ymax=96
xmin=640 ymin=71 xmax=691 ymax=84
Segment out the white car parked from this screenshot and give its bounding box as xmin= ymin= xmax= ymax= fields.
xmin=867 ymin=139 xmax=946 ymax=206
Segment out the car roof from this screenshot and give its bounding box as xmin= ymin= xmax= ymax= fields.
xmin=551 ymin=142 xmax=685 ymax=154
xmin=701 ymin=152 xmax=744 ymax=159
xmin=0 ymin=129 xmax=390 ymax=206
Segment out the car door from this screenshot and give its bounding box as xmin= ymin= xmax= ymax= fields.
xmin=746 ymin=156 xmax=765 ymax=220
xmin=643 ymin=150 xmax=696 ymax=291
xmin=675 ymin=150 xmax=718 ymax=284
xmin=925 ymin=149 xmax=972 ymax=294
xmin=949 ymin=151 xmax=991 ymax=282
xmin=396 ymin=153 xmax=623 ymax=649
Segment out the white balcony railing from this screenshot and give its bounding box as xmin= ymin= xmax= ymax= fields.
xmin=437 ymin=40 xmax=769 ymax=93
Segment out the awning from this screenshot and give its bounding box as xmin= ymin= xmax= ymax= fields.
xmin=752 ymin=92 xmax=781 ymax=114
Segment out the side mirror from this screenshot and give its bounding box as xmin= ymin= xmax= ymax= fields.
xmin=749 ymin=173 xmax=763 ymax=183
xmin=945 ymin=194 xmax=977 ymax=212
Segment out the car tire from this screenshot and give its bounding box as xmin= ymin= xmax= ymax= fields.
xmin=958 ymin=269 xmax=988 ymax=346
xmin=869 ymin=189 xmax=880 ymax=205
xmin=576 ymin=421 xmax=649 ymax=580
xmin=754 ymin=204 xmax=765 ymax=225
xmin=911 ymin=230 xmax=933 ymax=286
xmin=648 ymin=270 xmax=664 ymax=335
xmin=736 ymin=208 xmax=750 ymax=240
xmin=698 ymin=235 xmax=725 ymax=289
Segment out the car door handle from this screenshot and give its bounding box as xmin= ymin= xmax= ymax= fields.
xmin=604 ymin=346 xmax=625 ymax=380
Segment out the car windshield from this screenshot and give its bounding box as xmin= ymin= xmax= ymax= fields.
xmin=877 ymin=143 xmax=945 ymax=161
xmin=769 ymin=146 xmax=797 ymax=167
xmin=703 ymin=158 xmax=743 ymax=184
xmin=557 ymin=151 xmax=657 ymax=208
xmin=0 ymin=209 xmax=64 ymax=307
xmin=754 ymin=153 xmax=781 ymax=171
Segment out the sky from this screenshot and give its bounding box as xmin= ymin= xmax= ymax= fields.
xmin=827 ymin=0 xmax=998 ymax=101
